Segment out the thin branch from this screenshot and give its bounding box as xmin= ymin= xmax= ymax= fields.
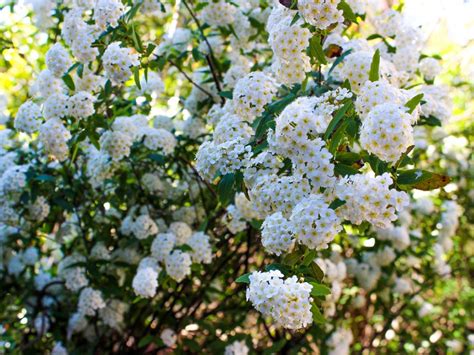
xmin=168 ymin=58 xmax=215 ymax=99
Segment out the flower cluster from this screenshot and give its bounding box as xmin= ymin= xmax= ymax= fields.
xmin=246 ymin=270 xmax=313 ymax=329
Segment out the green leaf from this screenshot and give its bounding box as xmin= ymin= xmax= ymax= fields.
xmin=133 ymin=66 xmax=141 ymax=90
xmin=235 ymin=272 xmax=252 ymax=284
xmin=265 ymin=263 xmax=290 ymax=274
xmin=309 ymin=35 xmax=328 ymax=65
xmin=334 ymin=163 xmax=360 ymax=176
xmin=328 ymin=49 xmax=352 ymax=78
xmin=309 ymin=261 xmax=324 ymax=281
xmin=404 ymin=93 xmax=424 ymax=114
xmin=35 ymin=174 xmax=56 ymax=182
xmin=324 ymin=100 xmax=353 ymax=141
xmin=328 ymin=118 xmax=355 ymax=154
xmin=290 ymin=12 xmax=300 ymax=26
xmin=62 ymin=74 xmax=75 ymax=91
xmin=397 ymin=169 xmax=450 ymax=191
xmin=138 ymin=335 xmax=155 ymax=348
xmin=218 ymin=90 xmax=233 ymax=99
xmin=418 ymin=115 xmax=442 ymax=127
xmin=148 ymin=153 xmax=165 ymax=164
xmin=369 ymin=49 xmax=380 ymax=82
xmin=131 ymin=24 xmax=143 ymax=53
xmin=311 ymin=304 xmax=325 ymax=324
xmin=328 ymin=198 xmax=346 ymax=210
xmin=218 ymin=173 xmax=236 ymax=205
xmin=104 ymin=80 xmax=112 ymax=98
xmin=309 ymin=282 xmax=331 ymax=297
xmin=336 ymin=152 xmax=361 ymax=164
xmin=282 ymin=249 xmax=303 ymax=266
xmin=266 ymin=93 xmax=297 ymax=115
xmin=338 ymin=0 xmax=357 ymax=22
xmin=145 ymin=43 xmax=156 ymax=57
xmin=302 ymin=250 xmax=318 ymax=266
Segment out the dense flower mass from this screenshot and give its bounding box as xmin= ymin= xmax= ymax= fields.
xmin=0 ymin=0 xmax=471 ymax=353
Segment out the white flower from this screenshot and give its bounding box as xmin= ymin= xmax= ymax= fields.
xmin=68 ymin=91 xmax=95 ymax=119
xmin=261 ymin=212 xmax=294 ymax=255
xmin=102 ymin=42 xmax=140 ymax=84
xmin=187 ymin=232 xmax=213 ymax=264
xmin=246 ymin=270 xmax=313 ymax=329
xmin=132 ymin=267 xmax=158 ymax=298
xmin=77 ymin=287 xmax=106 ymax=316
xmin=14 ymin=101 xmax=42 ymax=133
xmin=298 ymin=0 xmax=343 ymax=30
xmin=46 ymin=43 xmax=72 ymax=77
xmin=360 ymin=103 xmax=414 ymax=163
xmin=160 ymin=328 xmax=177 ymax=347
xmin=419 ymin=57 xmax=442 ymax=81
xmin=165 ymin=250 xmax=192 ymax=282
xmin=94 ymin=0 xmax=125 ymax=29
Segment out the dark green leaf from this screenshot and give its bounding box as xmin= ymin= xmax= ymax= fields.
xmin=309 ymin=35 xmax=328 ymax=65
xmin=133 ymin=66 xmax=141 ymax=90
xmin=235 ymin=272 xmax=252 ymax=284
xmin=369 ymin=49 xmax=380 ymax=82
xmin=218 ymin=173 xmax=236 ymax=205
xmin=328 ymin=198 xmax=346 ymax=210
xmin=309 ymin=282 xmax=331 ymax=297
xmin=338 ymin=0 xmax=357 ymax=22
xmin=62 ymin=74 xmax=75 ymax=91
xmin=397 ymin=169 xmax=450 ymax=190
xmin=218 ymin=90 xmax=233 ymax=99
xmin=324 ymin=100 xmax=353 ymax=141
xmin=311 ymin=304 xmax=325 ymax=324
xmin=405 ymin=93 xmax=424 ymax=114
xmin=334 ymin=163 xmax=360 ymax=176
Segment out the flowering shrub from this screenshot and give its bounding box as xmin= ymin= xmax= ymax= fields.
xmin=0 ymin=0 xmax=472 ymax=353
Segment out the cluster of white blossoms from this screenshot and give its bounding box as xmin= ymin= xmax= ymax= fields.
xmin=67 ymin=91 xmax=95 ymax=119
xmin=290 ymin=194 xmax=341 ymax=250
xmin=200 ymin=0 xmax=237 ymax=27
xmin=45 ymin=43 xmax=72 ymax=78
xmin=132 ymin=259 xmax=161 ymax=298
xmin=93 ymin=0 xmax=125 ymax=29
xmin=360 ymin=103 xmax=415 ymax=163
xmin=246 ymin=270 xmax=313 ymax=330
xmin=334 ymin=173 xmax=409 ymax=229
xmin=102 ymin=42 xmax=140 ymax=84
xmin=131 ymin=220 xmax=213 ymax=296
xmin=57 ymin=254 xmax=89 ymax=292
xmin=326 ymin=327 xmax=353 ymax=355
xmin=232 ymin=72 xmax=277 ymax=121
xmin=77 ymin=287 xmax=106 ymax=316
xmin=315 ymin=255 xmax=347 ymax=317
xmin=224 ymin=340 xmax=249 ymax=355
xmin=298 ymin=0 xmax=343 ymax=30
xmin=14 ymin=101 xmax=42 ymax=133
xmin=267 ymin=6 xmax=311 ymax=84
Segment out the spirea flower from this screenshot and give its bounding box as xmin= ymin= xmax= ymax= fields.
xmin=14 ymin=101 xmax=42 ymax=133
xmin=94 ymin=0 xmax=125 ymax=29
xmin=102 ymin=42 xmax=140 ymax=84
xmin=261 ymin=212 xmax=294 ymax=255
xmin=233 ymin=72 xmax=277 ymax=122
xmin=39 ymin=118 xmax=71 ymax=161
xmin=151 ymin=232 xmax=176 ymax=262
xmin=132 ymin=267 xmax=158 ymax=298
xmin=360 ymin=103 xmax=414 ymax=163
xmin=68 ymin=91 xmax=95 ymax=119
xmin=165 ymin=250 xmax=192 ymax=282
xmin=187 ymin=231 xmax=213 ymax=264
xmin=334 ymin=173 xmax=409 ymax=229
xmin=290 ymin=194 xmax=341 ymax=250
xmin=45 ymin=43 xmax=72 ymax=77
xmin=77 ymin=287 xmax=106 ymax=316
xmin=298 ymin=0 xmax=343 ymax=30
xmin=246 ymin=270 xmax=313 ymax=329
